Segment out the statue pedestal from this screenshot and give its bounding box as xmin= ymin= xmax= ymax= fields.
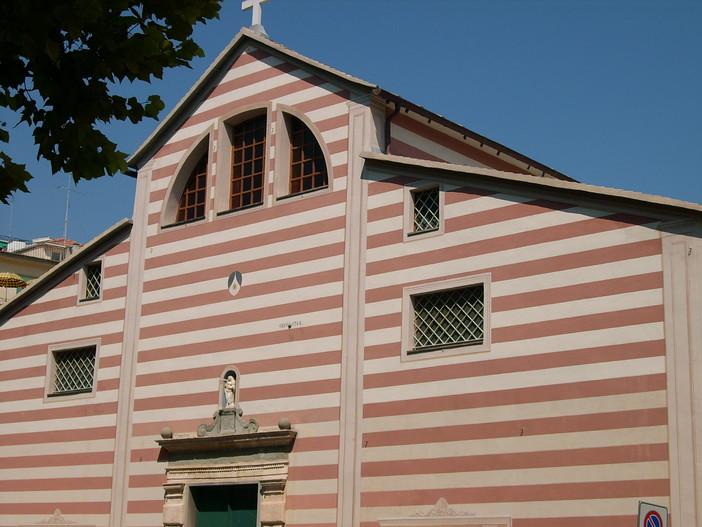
xmin=196 ymin=405 xmax=258 ymax=437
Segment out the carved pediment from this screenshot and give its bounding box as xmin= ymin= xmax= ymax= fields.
xmin=19 ymin=508 xmax=94 ymax=527
xmin=378 ymin=499 xmax=512 ymax=527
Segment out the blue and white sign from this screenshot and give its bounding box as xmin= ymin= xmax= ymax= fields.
xmin=638 ymin=502 xmax=668 ymax=527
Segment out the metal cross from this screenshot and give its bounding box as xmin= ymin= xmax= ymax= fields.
xmin=242 ymin=0 xmax=271 ymax=27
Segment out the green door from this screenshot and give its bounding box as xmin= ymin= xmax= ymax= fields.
xmin=191 ymin=484 xmax=258 ymax=527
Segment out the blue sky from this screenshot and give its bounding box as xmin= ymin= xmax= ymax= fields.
xmin=1 ymin=0 xmax=700 ymax=244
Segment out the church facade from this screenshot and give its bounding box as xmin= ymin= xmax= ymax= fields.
xmin=1 ymin=27 xmax=701 ymax=527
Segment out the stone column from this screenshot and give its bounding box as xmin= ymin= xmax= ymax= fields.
xmin=259 ymin=479 xmax=287 ymax=527
xmin=162 ymin=482 xmax=186 ymax=527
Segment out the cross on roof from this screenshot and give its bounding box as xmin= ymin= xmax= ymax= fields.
xmin=242 ymin=0 xmax=271 ymax=28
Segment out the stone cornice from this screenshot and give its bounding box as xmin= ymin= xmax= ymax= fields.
xmin=156 ymin=428 xmax=296 ymax=454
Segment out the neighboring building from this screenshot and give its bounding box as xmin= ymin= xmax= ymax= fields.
xmin=2 ymin=237 xmax=80 ymax=263
xmin=0 ymin=237 xmax=80 ymax=305
xmin=1 ymin=26 xmax=701 ymax=527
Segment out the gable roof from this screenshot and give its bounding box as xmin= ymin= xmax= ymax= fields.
xmin=127 ymin=27 xmax=573 ymax=182
xmin=0 ymin=219 xmax=133 ymax=325
xmin=127 ymin=27 xmax=374 ymax=172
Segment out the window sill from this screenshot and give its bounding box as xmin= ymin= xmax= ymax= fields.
xmin=404 ymin=226 xmax=444 ymax=243
xmin=407 ymin=227 xmax=440 ymax=237
xmin=78 ymin=296 xmax=102 ymax=304
xmin=44 ymin=388 xmax=97 ymax=403
xmin=403 ymin=340 xmax=490 ymax=362
xmin=216 ymin=202 xmax=264 ymax=217
xmin=47 ymin=388 xmax=93 ymax=398
xmin=162 ymin=216 xmax=206 ymax=229
xmin=276 ymin=185 xmax=329 ymax=201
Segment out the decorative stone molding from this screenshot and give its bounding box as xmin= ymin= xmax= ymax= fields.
xmin=19 ymin=508 xmax=94 ymax=527
xmin=156 ymin=370 xmax=296 ymax=527
xmin=165 ymin=460 xmax=290 ymax=483
xmin=411 ymin=498 xmax=470 ymax=517
xmin=378 ymin=499 xmax=511 ymax=527
xmin=157 ymin=428 xmax=294 ymax=454
xmin=157 ymin=411 xmax=295 ymax=527
xmin=259 ymin=479 xmax=288 ymax=527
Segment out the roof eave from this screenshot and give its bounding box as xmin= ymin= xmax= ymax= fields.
xmin=375 ymin=89 xmax=576 ymax=183
xmin=361 ymin=151 xmax=702 ymax=221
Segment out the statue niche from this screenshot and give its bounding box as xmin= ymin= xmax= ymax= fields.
xmin=197 ymin=370 xmax=258 ymax=437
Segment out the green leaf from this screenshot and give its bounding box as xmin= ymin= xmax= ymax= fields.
xmin=0 ymin=0 xmax=223 ymax=197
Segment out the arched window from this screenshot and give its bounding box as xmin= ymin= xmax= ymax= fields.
xmin=230 ymin=115 xmax=267 ymax=210
xmin=161 ymin=133 xmax=210 ymax=228
xmin=288 ymin=116 xmax=328 ymax=195
xmin=176 ymin=152 xmax=208 ymax=223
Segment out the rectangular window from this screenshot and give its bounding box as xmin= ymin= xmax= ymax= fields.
xmin=403 ymin=275 xmax=490 ymax=360
xmin=411 ymin=186 xmax=440 ymax=234
xmin=230 ymin=115 xmax=266 ymax=211
xmin=82 ymin=262 xmax=102 ymax=301
xmin=47 ymin=345 xmax=97 ymax=397
xmin=412 ymin=285 xmax=484 ymax=350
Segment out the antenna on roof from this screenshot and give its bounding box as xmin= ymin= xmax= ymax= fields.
xmin=57 ymin=174 xmax=84 ymax=241
xmin=242 ymin=0 xmax=271 ymax=36
xmin=7 ymin=195 xmax=14 ymax=240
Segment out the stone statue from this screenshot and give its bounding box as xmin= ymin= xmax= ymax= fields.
xmin=224 ymin=375 xmax=236 ymax=408
xmin=196 ymin=369 xmax=258 ymax=437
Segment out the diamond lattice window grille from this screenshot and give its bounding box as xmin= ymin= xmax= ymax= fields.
xmin=412 ymin=285 xmax=484 ymax=351
xmin=52 ymin=346 xmax=96 ymax=394
xmin=412 ymin=187 xmax=440 ymax=233
xmin=84 ymin=263 xmax=101 ymax=300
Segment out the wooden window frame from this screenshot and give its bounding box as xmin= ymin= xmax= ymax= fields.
xmin=229 ymin=115 xmax=267 ymax=212
xmin=176 ymin=152 xmax=208 ymax=223
xmin=288 ymin=115 xmax=328 ymax=196
xmin=160 ymin=132 xmax=211 ymax=229
xmin=274 ymin=109 xmax=332 ymax=202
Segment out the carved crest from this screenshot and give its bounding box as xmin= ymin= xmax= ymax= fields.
xmin=411 ymin=498 xmax=473 ymax=517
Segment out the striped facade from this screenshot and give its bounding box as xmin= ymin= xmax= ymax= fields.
xmin=1 ymin=28 xmax=701 ymax=527
xmin=1 ymin=226 xmax=131 ymax=526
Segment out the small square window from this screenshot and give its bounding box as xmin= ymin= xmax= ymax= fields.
xmin=411 ymin=187 xmax=440 ymax=234
xmin=81 ymin=262 xmax=102 ymax=301
xmin=402 ymin=274 xmax=490 ymax=360
xmin=47 ymin=345 xmax=97 ymax=397
xmin=404 ymin=184 xmax=444 ymax=241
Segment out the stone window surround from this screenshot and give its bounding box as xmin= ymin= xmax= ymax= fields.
xmin=161 ymin=104 xmax=333 ymax=232
xmin=160 ymin=131 xmax=212 ymax=229
xmin=44 ymin=338 xmax=101 ymax=402
xmin=78 ymin=259 xmax=103 ymax=304
xmin=403 ymin=182 xmax=445 ymax=242
xmin=401 ymin=273 xmax=491 ymax=361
